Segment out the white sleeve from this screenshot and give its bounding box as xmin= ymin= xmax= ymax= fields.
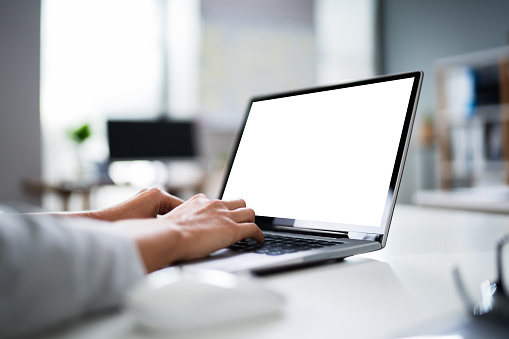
xmin=0 ymin=206 xmax=146 ymax=338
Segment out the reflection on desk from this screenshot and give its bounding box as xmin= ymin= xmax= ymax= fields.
xmin=41 ymin=205 xmax=509 ymax=339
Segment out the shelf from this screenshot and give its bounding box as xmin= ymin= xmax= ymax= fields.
xmin=437 ymin=104 xmax=509 ymax=126
xmin=435 ymin=47 xmax=509 ymax=189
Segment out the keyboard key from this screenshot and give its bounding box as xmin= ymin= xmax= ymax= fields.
xmin=229 ymin=234 xmax=343 ymax=256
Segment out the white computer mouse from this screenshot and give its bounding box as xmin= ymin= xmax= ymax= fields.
xmin=125 ymin=267 xmax=285 ymax=331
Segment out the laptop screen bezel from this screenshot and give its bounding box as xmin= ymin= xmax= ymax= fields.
xmin=219 ymin=71 xmax=423 ymax=246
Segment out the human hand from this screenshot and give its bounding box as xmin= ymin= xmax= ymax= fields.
xmin=76 ymin=187 xmax=184 ymax=221
xmin=163 ymin=193 xmax=264 ymax=260
xmin=116 ymin=193 xmax=263 ymax=272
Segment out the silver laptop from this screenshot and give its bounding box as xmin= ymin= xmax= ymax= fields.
xmin=184 ymin=71 xmax=423 ymax=274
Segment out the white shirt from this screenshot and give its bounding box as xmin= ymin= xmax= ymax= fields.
xmin=0 ymin=206 xmax=145 ymax=338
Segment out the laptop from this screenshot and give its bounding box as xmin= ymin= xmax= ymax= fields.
xmin=183 ymin=71 xmax=423 ymax=274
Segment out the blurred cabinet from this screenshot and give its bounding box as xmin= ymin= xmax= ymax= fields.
xmin=435 ymin=46 xmax=509 ymax=189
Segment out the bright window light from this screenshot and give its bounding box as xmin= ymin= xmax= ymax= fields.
xmin=40 ymin=0 xmax=164 ymax=183
xmin=315 ymin=0 xmax=376 ymax=84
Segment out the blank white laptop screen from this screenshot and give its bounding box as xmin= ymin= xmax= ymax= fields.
xmin=222 ymin=77 xmax=415 ymax=234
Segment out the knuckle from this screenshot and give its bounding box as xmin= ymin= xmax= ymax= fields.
xmin=215 ymin=209 xmax=229 ymax=218
xmin=148 ymin=187 xmax=164 ymax=195
xmin=191 ymin=193 xmax=207 ymax=202
xmin=209 ymin=199 xmax=224 ymax=209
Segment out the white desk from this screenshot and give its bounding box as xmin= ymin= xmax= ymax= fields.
xmin=45 ymin=205 xmax=509 ymax=339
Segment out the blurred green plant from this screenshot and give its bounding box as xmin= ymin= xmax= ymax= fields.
xmin=68 ymin=123 xmax=92 ymax=144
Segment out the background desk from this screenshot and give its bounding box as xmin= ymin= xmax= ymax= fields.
xmin=413 ymin=186 xmax=509 ymax=214
xmin=45 ymin=205 xmax=509 ymax=339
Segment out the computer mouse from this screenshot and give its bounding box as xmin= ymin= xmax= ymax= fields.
xmin=125 ymin=267 xmax=285 ymax=330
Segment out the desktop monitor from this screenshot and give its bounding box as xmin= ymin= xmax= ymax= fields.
xmin=107 ymin=120 xmax=197 ymax=161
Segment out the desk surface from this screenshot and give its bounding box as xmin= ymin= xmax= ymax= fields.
xmin=46 ymin=205 xmax=509 ymax=339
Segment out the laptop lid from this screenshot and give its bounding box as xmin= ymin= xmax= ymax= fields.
xmin=221 ymin=71 xmax=423 ymax=247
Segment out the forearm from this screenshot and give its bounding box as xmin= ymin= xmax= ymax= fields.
xmin=28 ymin=204 xmax=152 ymax=222
xmin=36 ymin=188 xmax=185 ymax=222
xmin=44 ymin=208 xmax=125 ymax=221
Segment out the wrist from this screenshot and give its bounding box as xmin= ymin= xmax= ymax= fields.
xmin=134 ymin=222 xmax=186 ymax=272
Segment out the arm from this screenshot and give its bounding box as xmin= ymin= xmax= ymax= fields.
xmin=36 ymin=187 xmax=185 ymax=221
xmin=0 ymin=193 xmax=262 ymax=336
xmin=59 ymin=189 xmax=264 ymax=267
xmin=0 ymin=208 xmax=146 ymax=338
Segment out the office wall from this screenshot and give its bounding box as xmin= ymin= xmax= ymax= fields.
xmin=201 ymin=0 xmax=315 ymax=123
xmin=199 ymin=0 xmax=315 ymax=185
xmin=0 ymin=1 xmax=41 ymax=205
xmin=7 ymin=1 xmax=506 ymax=206
xmin=380 ymin=0 xmax=509 ymax=203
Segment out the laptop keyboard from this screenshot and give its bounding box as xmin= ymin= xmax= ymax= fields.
xmin=228 ymin=234 xmax=341 ymax=256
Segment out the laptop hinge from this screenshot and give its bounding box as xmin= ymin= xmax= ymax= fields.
xmin=269 ymin=225 xmax=349 ymax=239
xmin=347 ymin=232 xmax=384 ymax=243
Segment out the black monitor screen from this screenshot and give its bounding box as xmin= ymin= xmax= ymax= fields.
xmin=107 ymin=120 xmax=196 ymax=160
